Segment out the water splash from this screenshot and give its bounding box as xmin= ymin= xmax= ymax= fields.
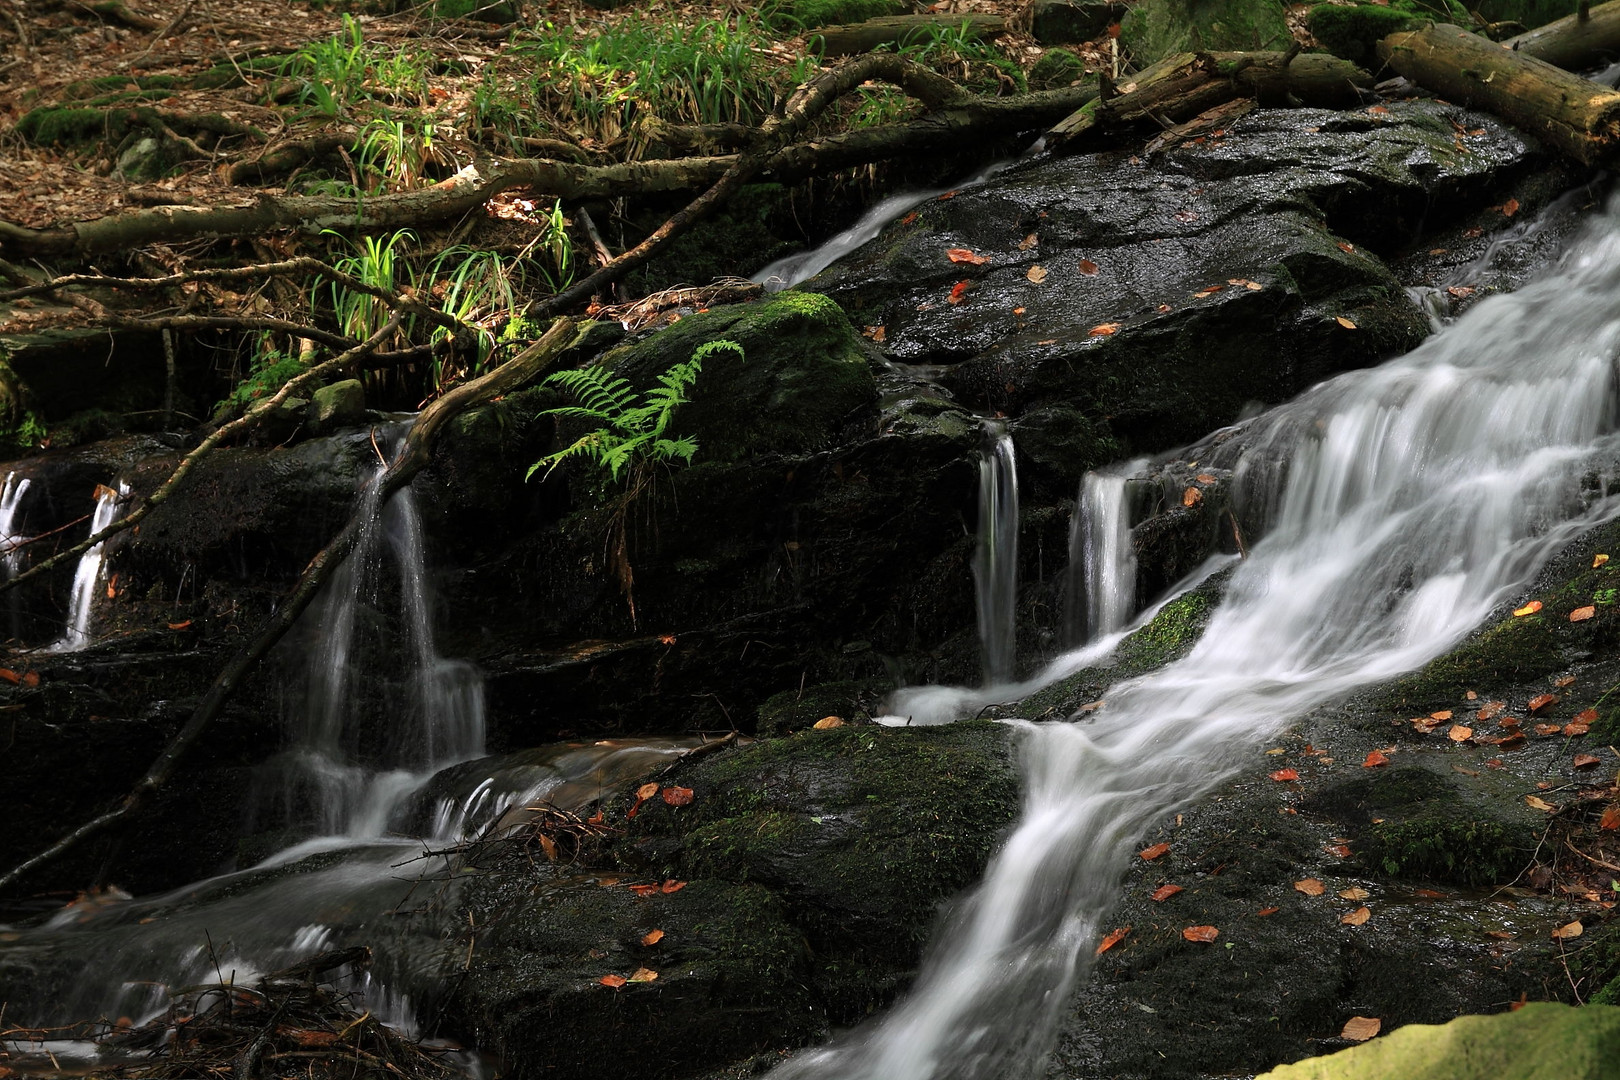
xmin=780 ymin=194 xmax=1620 ymax=1080
xmin=47 ymin=482 xmax=128 ymax=652
xmin=1064 ymin=462 xmax=1145 ymax=647
xmin=973 ymin=423 xmax=1019 ymax=686
xmin=0 ymin=472 xmax=31 ymax=577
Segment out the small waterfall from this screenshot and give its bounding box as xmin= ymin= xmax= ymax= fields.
xmin=0 ymin=471 xmax=31 ymax=577
xmin=780 ymin=190 xmax=1620 ymax=1080
xmin=275 ymin=422 xmax=485 ymax=840
xmin=48 ymin=482 xmax=128 ymax=652
xmin=972 ymin=423 xmax=1019 ymax=686
xmin=1064 ymin=463 xmax=1144 ymax=646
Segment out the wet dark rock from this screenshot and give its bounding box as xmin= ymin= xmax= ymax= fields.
xmin=306 ymin=378 xmax=366 ymax=434
xmin=809 ymin=102 xmax=1542 ymax=499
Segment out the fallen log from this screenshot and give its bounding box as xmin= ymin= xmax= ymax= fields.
xmin=1507 ymin=0 xmax=1620 ymax=72
xmin=0 ymin=316 xmax=581 ymax=895
xmin=1048 ymin=50 xmax=1370 ymax=147
xmin=1379 ymin=23 xmax=1620 ymax=165
xmin=0 ymin=81 xmax=1100 ymax=259
xmin=809 ymin=13 xmax=1005 ymax=56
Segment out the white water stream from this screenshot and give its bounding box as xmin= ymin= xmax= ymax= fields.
xmin=1063 ymin=462 xmax=1146 ymax=648
xmin=780 ymin=197 xmax=1620 ymax=1079
xmin=0 ymin=471 xmax=32 ymax=578
xmin=46 ymin=482 xmax=128 ymax=652
xmin=973 ymin=424 xmax=1019 ymax=685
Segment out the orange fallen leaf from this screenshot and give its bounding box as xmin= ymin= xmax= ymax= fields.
xmin=1089 ymin=322 xmax=1121 ymax=336
xmin=20 ymin=671 xmax=38 ymax=688
xmin=1502 ymin=198 xmax=1521 ymax=217
xmin=938 ymin=190 xmax=958 ymax=200
xmin=627 ymin=967 xmax=659 ymax=983
xmin=1196 ymin=473 xmax=1216 ymax=483
xmin=1363 ymin=749 xmax=1390 ymax=768
xmin=1295 ymin=878 xmax=1326 ymax=897
xmin=660 ymin=879 xmax=686 ymax=894
xmin=1341 ymin=906 xmax=1371 ymax=926
xmin=1269 ymin=768 xmax=1299 ymax=782
xmin=1193 ymin=284 xmax=1225 ymax=298
xmin=641 ymin=929 xmax=665 ymax=946
xmin=1487 ymin=930 xmax=1517 ymax=940
xmin=661 ymin=786 xmax=694 ymax=806
xmin=1555 ymin=675 xmax=1577 ymax=688
xmin=1570 ymin=606 xmax=1596 ymax=622
xmin=1535 ymin=723 xmax=1564 ymax=736
xmin=1514 ymin=601 xmax=1543 ymax=616
xmin=1182 ymin=925 xmax=1219 ymax=943
xmin=1183 ymin=487 xmax=1203 ymax=507
xmin=1551 ymin=920 xmax=1584 ymax=940
xmin=813 ymin=716 xmax=845 ymax=729
xmin=0 ymin=669 xmax=19 ymax=685
xmin=1525 ymin=795 xmax=1558 ymax=812
xmin=629 ymin=884 xmax=660 ymax=896
xmin=1415 ymin=888 xmax=1448 ymax=898
xmin=1573 ymin=753 xmax=1601 ymax=769
xmin=1528 ymin=694 xmax=1559 ymax=714
xmin=1096 ymin=926 xmax=1130 ymax=955
xmin=1140 ymin=842 xmax=1170 ymax=861
xmin=1256 ymin=906 xmax=1280 ymax=916
xmin=1477 ymin=701 xmax=1507 ymax=721
xmin=1326 ymin=843 xmax=1353 ymax=858
xmin=166 ymin=620 xmax=192 ymax=630
xmin=948 ymin=280 xmax=971 ymax=304
xmin=1449 ymin=725 xmax=1473 ymax=743
xmin=599 ymin=974 xmax=627 ymax=988
xmin=1018 ymin=233 xmax=1038 ymax=250
xmin=863 ymin=325 xmax=887 ymax=343
xmin=536 ymin=834 xmax=558 ymax=861
xmin=1341 ymin=1016 xmax=1381 ymax=1042
xmin=1339 ymin=887 xmax=1369 ymax=900
xmin=1336 ymin=315 xmax=1358 ymax=329
xmin=900 ymin=211 xmax=920 ymax=226
xmin=1026 ymin=265 xmax=1049 ymax=284
xmin=636 ymin=782 xmax=659 ymax=801
xmin=1078 ymin=258 xmax=1099 ymax=275
xmin=1151 ymin=884 xmax=1184 ymax=902
xmin=1595 ymin=553 xmax=1611 ymax=568
xmin=1600 ymin=806 xmax=1620 ymax=831
xmin=946 ymin=248 xmax=989 ymax=265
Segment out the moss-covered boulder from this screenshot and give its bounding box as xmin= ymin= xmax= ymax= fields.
xmin=1121 ymin=0 xmax=1293 ymax=66
xmin=442 ymin=721 xmax=1020 ymax=1075
xmin=767 ymin=0 xmax=908 ymax=31
xmin=1256 ymin=1002 xmax=1620 ymax=1079
xmin=1031 ymin=0 xmax=1129 ymax=45
xmin=601 ymin=291 xmax=879 ymax=464
xmin=1307 ymin=0 xmax=1463 ymax=64
xmin=1028 ymin=47 xmax=1090 ymax=90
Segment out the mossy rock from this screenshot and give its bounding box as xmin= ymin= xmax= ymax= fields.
xmin=1029 ymin=47 xmax=1090 ymax=90
xmin=1307 ymin=0 xmax=1463 ymax=64
xmin=1256 ymin=1002 xmax=1620 ymax=1080
xmin=601 ymin=291 xmax=879 ymax=464
xmin=756 ymin=679 xmax=887 ymax=735
xmin=1121 ymin=0 xmax=1293 ymax=66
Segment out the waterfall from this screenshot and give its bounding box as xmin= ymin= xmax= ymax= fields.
xmin=280 ymin=422 xmax=486 ymax=840
xmin=47 ymin=482 xmax=127 ymax=652
xmin=777 ymin=200 xmax=1620 ymax=1079
xmin=1064 ymin=463 xmax=1144 ymax=646
xmin=972 ymin=423 xmax=1019 ymax=686
xmin=0 ymin=472 xmax=31 ymax=577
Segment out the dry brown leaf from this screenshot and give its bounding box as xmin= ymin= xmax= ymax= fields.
xmin=1514 ymin=601 xmax=1543 ymax=616
xmin=1551 ymin=920 xmax=1584 ymax=940
xmin=1341 ymin=1016 xmax=1381 ymax=1042
xmin=1269 ymin=768 xmax=1299 ymax=782
xmin=1294 ymin=879 xmax=1325 ymax=897
xmin=1256 ymin=906 xmax=1280 ymax=916
xmin=1528 ymin=693 xmax=1560 ymax=714
xmin=1595 ymin=553 xmax=1610 ymax=568
xmin=1026 ymin=265 xmax=1049 ymax=284
xmin=660 ymin=879 xmax=686 ymax=894
xmin=537 ymin=834 xmax=558 ymax=861
xmin=1535 ymin=723 xmax=1564 ymax=736
xmin=1600 ymin=805 xmax=1620 ymax=831
xmin=1477 ymin=700 xmax=1507 ymax=721
xmin=1151 ymin=883 xmax=1184 ymax=902
xmin=1573 ymin=753 xmax=1602 ymax=769
xmin=1077 ymin=258 xmax=1099 ymax=275
xmin=1341 ymin=906 xmax=1371 ymax=926
xmin=599 ymin=974 xmax=627 ymax=988
xmin=1525 ymin=795 xmax=1558 ymax=812
xmin=641 ymin=929 xmax=665 ymax=946
xmin=1449 ymin=725 xmax=1474 ymax=743
xmin=1502 ymin=198 xmax=1521 ymax=217
xmin=1336 ymin=316 xmax=1357 ymax=329
xmin=946 ymin=248 xmax=989 ymax=265
xmin=1018 ymin=233 xmax=1038 ymax=250
xmin=1089 ymin=322 xmax=1121 ymax=336
xmin=661 ymin=786 xmax=694 ymax=806
xmin=1430 ymin=710 xmax=1454 ymax=721
xmin=627 ymin=967 xmax=659 ymax=983
xmin=1570 ymin=606 xmax=1596 ymax=623
xmin=1339 ymin=887 xmax=1370 ymax=900
xmin=1181 ymin=925 xmax=1219 ymax=943
xmin=813 ymin=716 xmax=845 ymax=729
xmin=1183 ymin=487 xmax=1203 ymax=507
xmin=948 ymin=280 xmax=971 ymax=304
xmin=1096 ymin=926 xmax=1130 ymax=955
xmin=636 ymin=782 xmax=659 ymax=801
xmin=1139 ymin=842 xmax=1170 ymax=861
xmin=1363 ymin=749 xmax=1390 ymax=767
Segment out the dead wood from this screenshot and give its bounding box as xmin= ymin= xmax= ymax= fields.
xmin=1507 ymin=0 xmax=1620 ymax=71
xmin=0 ymin=317 xmax=580 ymax=895
xmin=1379 ymin=23 xmax=1620 ymax=165
xmin=809 ymin=13 xmax=1006 ymax=57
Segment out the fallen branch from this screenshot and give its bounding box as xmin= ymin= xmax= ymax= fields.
xmin=0 ymin=317 xmax=580 ymax=894
xmin=1379 ymin=24 xmax=1620 ymax=165
xmin=1507 ymin=0 xmax=1620 ymax=71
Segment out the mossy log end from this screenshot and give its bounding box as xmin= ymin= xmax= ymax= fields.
xmin=1507 ymin=0 xmax=1620 ymax=73
xmin=1379 ymin=23 xmax=1620 ymax=165
xmin=809 ymin=13 xmax=1006 ymax=56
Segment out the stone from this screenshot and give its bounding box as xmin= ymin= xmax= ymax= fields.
xmin=1121 ymin=0 xmax=1293 ymax=66
xmin=305 ymin=378 xmax=365 ymax=433
xmin=1031 ymin=0 xmax=1128 ymax=45
xmin=1028 ymin=47 xmax=1089 ymax=90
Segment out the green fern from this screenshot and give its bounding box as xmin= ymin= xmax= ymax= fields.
xmin=528 ymin=340 xmax=741 ymax=483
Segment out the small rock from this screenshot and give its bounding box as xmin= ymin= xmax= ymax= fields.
xmin=306 ymin=379 xmax=366 ymax=433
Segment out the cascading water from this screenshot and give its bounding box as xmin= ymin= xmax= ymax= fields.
xmin=972 ymin=423 xmax=1019 ymax=686
xmin=1063 ymin=462 xmax=1145 ymax=647
xmin=47 ymin=482 xmax=128 ymax=652
xmin=0 ymin=471 xmax=31 ymax=577
xmin=776 ymin=198 xmax=1620 ymax=1079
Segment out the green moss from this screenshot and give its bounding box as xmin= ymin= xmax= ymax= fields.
xmin=1256 ymin=1002 xmax=1620 ymax=1080
xmin=1029 ymin=47 xmax=1089 ymax=90
xmin=1365 ymin=816 xmax=1531 ymax=887
xmin=1378 ymin=614 xmax=1563 ymax=710
xmin=756 ymin=680 xmax=883 ymax=735
xmin=1121 ymin=0 xmax=1292 ymax=67
xmin=16 ymin=107 xmax=128 ymax=146
xmin=1306 ymin=3 xmax=1449 ymax=64
xmin=769 ymin=0 xmax=907 ymax=31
